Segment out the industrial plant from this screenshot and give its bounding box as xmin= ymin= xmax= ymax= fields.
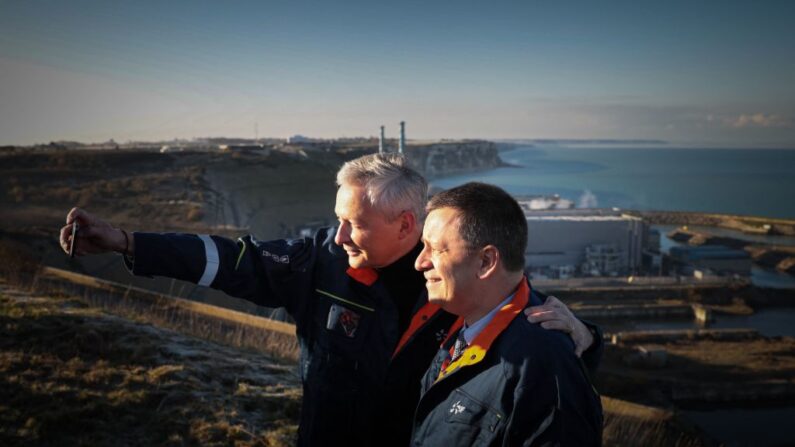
xmin=522 ymin=208 xmax=649 ymax=279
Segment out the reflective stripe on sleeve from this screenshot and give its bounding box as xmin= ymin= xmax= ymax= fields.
xmin=197 ymin=235 xmax=220 ymax=287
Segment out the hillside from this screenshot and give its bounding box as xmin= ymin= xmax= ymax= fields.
xmin=0 ymin=148 xmax=338 ymax=239
xmin=0 ymin=280 xmax=301 ymax=446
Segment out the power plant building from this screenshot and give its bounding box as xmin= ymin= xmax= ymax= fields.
xmin=524 ymin=209 xmax=647 ymax=277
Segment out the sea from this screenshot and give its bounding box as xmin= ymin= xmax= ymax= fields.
xmin=431 ymin=146 xmax=795 ymax=445
xmin=431 ymin=146 xmax=795 ymax=219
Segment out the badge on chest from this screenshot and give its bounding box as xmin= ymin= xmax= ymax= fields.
xmin=326 ymin=303 xmax=362 ymax=338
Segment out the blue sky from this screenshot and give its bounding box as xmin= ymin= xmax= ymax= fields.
xmin=1 ymin=0 xmax=793 ymax=146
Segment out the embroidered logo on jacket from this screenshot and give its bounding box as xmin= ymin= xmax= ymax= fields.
xmin=326 ymin=303 xmax=361 ymax=338
xmin=449 ymin=400 xmax=466 ymax=415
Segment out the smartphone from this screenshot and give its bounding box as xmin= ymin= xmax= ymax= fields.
xmin=69 ymin=221 xmax=79 ymax=258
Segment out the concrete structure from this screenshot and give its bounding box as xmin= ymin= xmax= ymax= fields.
xmin=379 ymin=126 xmax=385 ymax=153
xmin=524 ymin=208 xmax=647 ymax=277
xmin=669 ymin=245 xmax=752 ymax=275
xmin=398 ymin=121 xmax=405 ymax=154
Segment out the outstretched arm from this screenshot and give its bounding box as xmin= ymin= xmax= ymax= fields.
xmin=60 ymin=207 xmax=320 ymax=317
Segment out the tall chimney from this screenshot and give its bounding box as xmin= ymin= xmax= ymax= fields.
xmin=399 ymin=121 xmax=405 ymax=154
xmin=379 ymin=125 xmax=385 ymax=153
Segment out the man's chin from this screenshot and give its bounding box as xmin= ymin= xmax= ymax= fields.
xmin=427 ymin=297 xmax=456 ymax=315
xmin=347 ymin=255 xmax=370 ymax=269
xmin=427 ymin=295 xmax=444 ymax=306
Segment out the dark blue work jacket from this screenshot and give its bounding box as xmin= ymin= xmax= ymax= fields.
xmin=127 ymin=228 xmax=602 ymax=447
xmin=413 ymin=280 xmax=603 ymax=446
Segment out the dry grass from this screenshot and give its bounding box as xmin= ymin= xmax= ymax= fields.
xmin=31 ymin=272 xmax=300 ymax=363
xmin=0 ymin=235 xmax=299 ymax=363
xmin=0 ymin=150 xmax=210 ymax=234
xmin=0 ymin=282 xmax=301 ymax=447
xmin=601 ymin=332 xmax=795 ymax=387
xmin=602 ymin=397 xmax=711 ymax=447
xmin=0 ymin=239 xmax=41 ymax=288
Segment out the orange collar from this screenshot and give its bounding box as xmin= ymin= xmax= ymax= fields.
xmin=436 ymin=278 xmax=530 ymax=381
xmin=346 ymin=266 xmax=378 ymax=286
xmin=391 ymin=300 xmax=444 ymax=359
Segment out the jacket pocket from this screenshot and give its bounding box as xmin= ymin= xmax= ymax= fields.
xmin=313 ymin=288 xmax=374 ymax=355
xmin=442 ymin=388 xmax=504 ymax=446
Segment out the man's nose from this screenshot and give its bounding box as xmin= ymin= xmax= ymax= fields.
xmin=414 ymin=248 xmax=431 ymax=271
xmin=335 ymin=221 xmax=351 ymax=246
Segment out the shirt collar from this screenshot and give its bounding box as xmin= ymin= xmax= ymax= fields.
xmin=460 ymin=292 xmax=515 ymax=345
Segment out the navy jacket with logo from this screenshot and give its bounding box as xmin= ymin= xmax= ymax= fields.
xmin=127 ymin=228 xmax=603 ymax=447
xmin=412 ymin=280 xmax=603 ymax=446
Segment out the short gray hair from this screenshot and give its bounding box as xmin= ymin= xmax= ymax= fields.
xmin=336 ymin=153 xmax=428 ymax=222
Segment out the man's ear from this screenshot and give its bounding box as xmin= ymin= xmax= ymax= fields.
xmin=478 ymin=245 xmax=499 ymax=279
xmin=398 ymin=210 xmax=417 ymax=239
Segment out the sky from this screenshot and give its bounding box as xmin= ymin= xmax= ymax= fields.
xmin=1 ymin=0 xmax=794 ymax=147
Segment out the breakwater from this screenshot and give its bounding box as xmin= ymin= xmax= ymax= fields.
xmin=631 ymin=210 xmax=795 ymax=236
xmin=668 ymin=227 xmax=795 ymax=275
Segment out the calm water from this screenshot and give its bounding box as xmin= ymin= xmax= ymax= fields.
xmin=432 ymin=147 xmax=795 ymax=219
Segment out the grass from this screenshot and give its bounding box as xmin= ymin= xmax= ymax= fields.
xmin=0 ymin=282 xmax=301 ymax=447
xmin=0 ymin=150 xmax=211 ymax=236
xmin=32 ymin=270 xmax=301 ymax=363
xmin=602 ymin=397 xmax=710 ymax=447
xmin=0 ymin=238 xmax=302 ymax=445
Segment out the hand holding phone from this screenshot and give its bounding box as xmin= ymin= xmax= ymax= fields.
xmin=69 ymin=221 xmax=79 ymax=258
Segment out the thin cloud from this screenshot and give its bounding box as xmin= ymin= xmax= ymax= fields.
xmin=729 ymin=113 xmax=792 ymax=129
